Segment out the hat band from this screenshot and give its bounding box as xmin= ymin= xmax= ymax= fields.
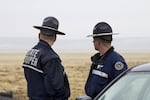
xmin=87 ymin=33 xmax=119 ymax=37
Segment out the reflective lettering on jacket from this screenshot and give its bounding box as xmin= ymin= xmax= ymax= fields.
xmin=24 ymin=49 xmax=39 ymax=66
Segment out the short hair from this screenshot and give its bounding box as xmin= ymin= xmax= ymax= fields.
xmin=94 ymin=35 xmax=112 ymax=44
xmin=40 ymin=29 xmax=56 ymax=37
xmin=99 ymin=35 xmax=112 ymax=43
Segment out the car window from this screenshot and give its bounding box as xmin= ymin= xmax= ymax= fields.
xmin=97 ymin=73 xmax=150 ymax=100
xmin=142 ymin=82 xmax=150 ymax=100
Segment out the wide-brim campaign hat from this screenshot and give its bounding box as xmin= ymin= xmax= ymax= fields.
xmin=33 ymin=16 xmax=65 ymax=35
xmin=87 ymin=22 xmax=119 ymax=37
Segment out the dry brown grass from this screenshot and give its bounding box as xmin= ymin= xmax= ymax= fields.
xmin=0 ymin=51 xmax=150 ymax=100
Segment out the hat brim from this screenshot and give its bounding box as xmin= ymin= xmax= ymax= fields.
xmin=33 ymin=26 xmax=65 ymax=35
xmin=87 ymin=33 xmax=119 ymax=37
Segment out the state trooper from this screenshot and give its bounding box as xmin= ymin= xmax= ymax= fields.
xmin=85 ymin=22 xmax=128 ymax=99
xmin=22 ymin=16 xmax=70 ymax=100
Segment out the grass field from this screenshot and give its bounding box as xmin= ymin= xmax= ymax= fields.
xmin=0 ymin=51 xmax=150 ymax=100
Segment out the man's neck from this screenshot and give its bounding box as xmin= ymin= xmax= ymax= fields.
xmin=40 ymin=39 xmax=54 ymax=46
xmin=99 ymin=46 xmax=111 ymax=55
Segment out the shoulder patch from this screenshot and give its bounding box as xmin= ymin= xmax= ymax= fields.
xmin=115 ymin=61 xmax=124 ymax=70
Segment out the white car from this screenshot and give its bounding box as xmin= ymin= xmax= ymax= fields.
xmin=94 ymin=63 xmax=150 ymax=100
xmin=77 ymin=63 xmax=150 ymax=100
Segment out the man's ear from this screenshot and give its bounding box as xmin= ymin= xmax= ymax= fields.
xmin=98 ymin=38 xmax=102 ymax=46
xmin=38 ymin=33 xmax=40 ymax=39
xmin=53 ymin=35 xmax=57 ymax=42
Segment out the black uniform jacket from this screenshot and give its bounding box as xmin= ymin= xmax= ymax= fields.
xmin=22 ymin=40 xmax=70 ymax=100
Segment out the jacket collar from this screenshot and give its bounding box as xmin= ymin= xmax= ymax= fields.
xmin=92 ymin=47 xmax=114 ymax=62
xmin=39 ymin=39 xmax=52 ymax=48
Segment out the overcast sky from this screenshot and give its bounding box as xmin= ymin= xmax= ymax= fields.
xmin=0 ymin=0 xmax=150 ymax=39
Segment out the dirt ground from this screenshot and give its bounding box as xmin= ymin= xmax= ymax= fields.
xmin=0 ymin=51 xmax=150 ymax=100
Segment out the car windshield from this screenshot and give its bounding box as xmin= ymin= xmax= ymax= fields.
xmin=97 ymin=72 xmax=150 ymax=100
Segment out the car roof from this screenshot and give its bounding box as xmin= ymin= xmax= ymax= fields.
xmin=129 ymin=63 xmax=150 ymax=72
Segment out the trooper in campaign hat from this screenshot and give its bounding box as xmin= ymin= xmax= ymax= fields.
xmin=84 ymin=22 xmax=128 ymax=99
xmin=33 ymin=16 xmax=65 ymax=35
xmin=22 ymin=16 xmax=70 ymax=100
xmin=87 ymin=22 xmax=119 ymax=43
